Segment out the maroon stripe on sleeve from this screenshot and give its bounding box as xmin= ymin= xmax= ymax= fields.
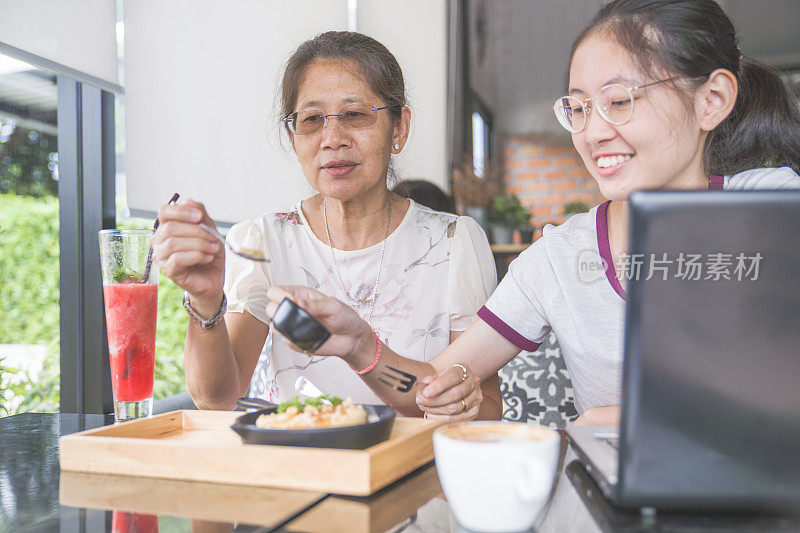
xmin=708 ymin=175 xmax=725 ymax=190
xmin=478 ymin=306 xmax=541 ymax=352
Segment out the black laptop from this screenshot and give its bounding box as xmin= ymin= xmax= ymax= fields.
xmin=567 ymin=190 xmax=800 ymax=511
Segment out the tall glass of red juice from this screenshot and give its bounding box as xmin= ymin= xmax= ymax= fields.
xmin=99 ymin=230 xmax=159 ymax=421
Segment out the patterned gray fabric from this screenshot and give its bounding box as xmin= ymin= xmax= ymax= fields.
xmin=249 ymin=332 xmax=577 ymax=429
xmin=247 ymin=333 xmax=273 ymax=399
xmin=500 ymin=332 xmax=577 ymax=428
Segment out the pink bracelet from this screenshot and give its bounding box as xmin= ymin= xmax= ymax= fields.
xmin=355 ymin=330 xmax=382 ymax=375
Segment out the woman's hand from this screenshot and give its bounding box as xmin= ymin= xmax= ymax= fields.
xmin=572 ymin=405 xmax=620 ymax=426
xmin=151 ymin=199 xmax=225 ymax=315
xmin=265 ymin=285 xmax=373 ymax=362
xmin=415 ymin=363 xmax=483 ymax=422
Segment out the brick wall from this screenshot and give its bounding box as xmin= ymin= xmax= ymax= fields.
xmin=502 ymin=133 xmax=605 ymax=228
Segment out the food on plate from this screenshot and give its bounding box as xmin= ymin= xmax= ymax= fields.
xmin=255 ymin=395 xmax=368 ymax=430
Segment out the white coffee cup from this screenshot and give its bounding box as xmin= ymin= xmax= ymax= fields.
xmin=433 ymin=421 xmax=560 ymax=532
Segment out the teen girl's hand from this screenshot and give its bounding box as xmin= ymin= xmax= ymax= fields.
xmin=415 ymin=363 xmax=483 ymax=422
xmin=572 ymin=405 xmax=620 ymax=426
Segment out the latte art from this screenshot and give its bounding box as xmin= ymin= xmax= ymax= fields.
xmin=442 ymin=422 xmax=551 ymax=442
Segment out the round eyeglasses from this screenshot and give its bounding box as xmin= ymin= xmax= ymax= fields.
xmin=552 ymin=78 xmax=672 ymax=134
xmin=283 ymin=104 xmax=395 ymax=135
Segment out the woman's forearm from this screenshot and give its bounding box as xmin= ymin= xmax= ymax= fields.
xmin=184 ymin=320 xmax=243 ymax=410
xmin=344 ymin=323 xmax=510 ymax=419
xmin=263 ymin=286 xmax=515 ymax=419
xmin=345 ymin=328 xmax=435 ymax=416
xmin=183 ymin=309 xmax=267 ymax=411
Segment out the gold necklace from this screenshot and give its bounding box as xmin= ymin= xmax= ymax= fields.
xmin=323 ymin=193 xmax=392 ymax=326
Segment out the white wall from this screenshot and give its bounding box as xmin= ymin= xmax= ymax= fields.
xmin=0 ymin=0 xmax=119 ymax=88
xmin=125 ymin=0 xmax=344 ymax=223
xmin=358 ymin=0 xmax=448 ymax=190
xmin=124 ymin=0 xmax=448 ymax=223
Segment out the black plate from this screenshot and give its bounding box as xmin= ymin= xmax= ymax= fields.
xmin=231 ymin=404 xmax=396 ymax=450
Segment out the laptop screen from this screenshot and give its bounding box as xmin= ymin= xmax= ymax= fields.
xmin=618 ymin=190 xmax=800 ymax=509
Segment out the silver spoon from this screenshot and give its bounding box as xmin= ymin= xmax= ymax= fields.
xmin=198 ymin=222 xmax=269 ymax=262
xmin=294 ymin=376 xmax=332 ymax=405
xmin=294 ymin=376 xmax=378 ymax=422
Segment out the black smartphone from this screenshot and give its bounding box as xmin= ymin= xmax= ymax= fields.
xmin=271 ymin=297 xmax=331 ymax=353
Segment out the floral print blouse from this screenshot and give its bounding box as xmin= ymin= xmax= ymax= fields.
xmin=224 ymin=200 xmax=496 ymax=404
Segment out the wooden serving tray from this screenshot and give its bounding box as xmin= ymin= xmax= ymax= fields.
xmin=59 ymin=463 xmax=443 ymax=532
xmin=283 ymin=463 xmax=445 ymax=533
xmin=60 ymin=471 xmax=326 ymax=529
xmin=59 ymin=410 xmax=445 ymax=496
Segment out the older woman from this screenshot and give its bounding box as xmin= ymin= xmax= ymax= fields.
xmin=151 ymin=31 xmax=499 ymax=418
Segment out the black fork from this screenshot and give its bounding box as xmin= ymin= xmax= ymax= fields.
xmin=377 ymin=365 xmax=417 ymax=393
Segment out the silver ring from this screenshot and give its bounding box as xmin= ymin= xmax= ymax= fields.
xmin=452 ymin=363 xmax=468 ymax=382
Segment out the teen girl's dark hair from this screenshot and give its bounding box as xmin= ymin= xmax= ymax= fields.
xmin=570 ymin=0 xmax=800 ymax=176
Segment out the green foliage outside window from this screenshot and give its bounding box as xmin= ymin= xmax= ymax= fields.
xmin=0 ymin=119 xmax=58 ymax=197
xmin=0 ymin=195 xmax=60 ymax=415
xmin=0 ymin=194 xmax=189 ymax=415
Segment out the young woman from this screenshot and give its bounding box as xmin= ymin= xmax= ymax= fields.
xmin=151 ymin=31 xmax=500 ymax=417
xmin=263 ymin=0 xmax=800 ymax=424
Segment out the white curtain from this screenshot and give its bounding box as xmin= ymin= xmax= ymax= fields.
xmin=124 ymin=0 xmax=447 ymax=223
xmin=0 ymin=0 xmax=120 ymax=91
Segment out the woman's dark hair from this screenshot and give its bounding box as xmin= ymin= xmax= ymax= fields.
xmin=569 ymin=0 xmax=800 ymax=176
xmin=392 ymin=179 xmax=455 ymax=213
xmin=280 ymin=31 xmax=406 ymax=124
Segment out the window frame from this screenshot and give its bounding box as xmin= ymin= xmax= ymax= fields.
xmin=57 ymin=77 xmax=116 ymax=415
xmin=469 ymin=93 xmax=493 ymax=177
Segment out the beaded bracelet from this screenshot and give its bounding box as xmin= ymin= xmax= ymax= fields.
xmin=183 ymin=291 xmax=227 ymax=329
xmin=355 ymin=330 xmax=382 ymax=375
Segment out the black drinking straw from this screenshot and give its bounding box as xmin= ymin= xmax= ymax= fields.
xmin=117 ymin=193 xmax=179 ymax=380
xmin=142 ymin=193 xmax=180 ymax=282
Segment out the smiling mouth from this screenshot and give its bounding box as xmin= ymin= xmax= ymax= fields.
xmin=596 ymin=154 xmax=633 ymax=169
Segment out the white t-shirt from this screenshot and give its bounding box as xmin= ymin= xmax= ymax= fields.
xmin=479 ymin=167 xmax=800 ymax=414
xmin=224 ymin=200 xmax=497 ymax=404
